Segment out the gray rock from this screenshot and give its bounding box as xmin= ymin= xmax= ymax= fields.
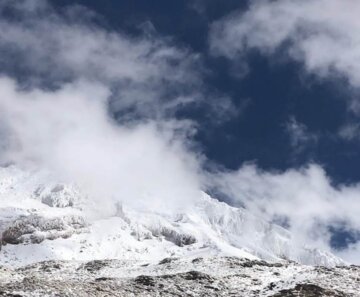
xmin=1 ymin=215 xmax=87 ymax=245
xmin=0 ymin=257 xmax=358 ymax=297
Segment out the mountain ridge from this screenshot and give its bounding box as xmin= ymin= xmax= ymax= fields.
xmin=0 ymin=166 xmax=344 ymax=267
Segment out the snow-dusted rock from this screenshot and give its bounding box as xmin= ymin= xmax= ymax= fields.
xmin=1 ymin=214 xmax=87 ymax=245
xmin=0 ymin=257 xmax=358 ymax=296
xmin=33 ymin=184 xmax=79 ymax=208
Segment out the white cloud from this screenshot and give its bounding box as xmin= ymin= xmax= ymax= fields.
xmin=210 ymin=0 xmax=360 ymax=88
xmin=209 ymin=1 xmax=360 ymax=262
xmin=211 ymin=163 xmax=360 ymax=263
xmin=0 ymin=1 xmax=207 ymax=217
xmin=338 ymin=123 xmax=360 ymax=141
xmin=0 ymin=77 xmax=202 ymax=217
xmin=0 ymin=0 xmax=222 ymax=119
xmin=337 ymin=241 xmax=360 ymax=264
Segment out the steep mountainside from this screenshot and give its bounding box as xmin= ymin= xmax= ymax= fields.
xmin=0 ymin=166 xmax=344 ymax=268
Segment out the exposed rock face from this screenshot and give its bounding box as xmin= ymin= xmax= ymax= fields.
xmin=149 ymin=225 xmax=197 ymax=247
xmin=272 ymin=284 xmax=348 ymax=297
xmin=33 ymin=184 xmax=81 ymax=208
xmin=1 ymin=215 xmax=87 ymax=245
xmin=0 ymin=257 xmax=358 ymax=297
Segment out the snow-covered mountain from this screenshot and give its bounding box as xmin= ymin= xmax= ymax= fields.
xmin=0 ymin=165 xmax=344 ymax=268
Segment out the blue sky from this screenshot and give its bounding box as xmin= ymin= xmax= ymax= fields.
xmin=50 ymin=0 xmax=360 ymax=184
xmin=1 ymin=0 xmax=360 ymax=263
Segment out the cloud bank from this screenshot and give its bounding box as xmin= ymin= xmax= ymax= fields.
xmin=0 ymin=0 xmax=207 ymax=216
xmin=211 ymin=164 xmax=360 ymax=263
xmin=0 ymin=78 xmax=202 ymax=217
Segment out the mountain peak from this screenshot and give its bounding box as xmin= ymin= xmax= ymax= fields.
xmin=0 ymin=166 xmax=344 ymax=267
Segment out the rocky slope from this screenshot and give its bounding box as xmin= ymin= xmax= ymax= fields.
xmin=0 ymin=257 xmax=359 ymax=296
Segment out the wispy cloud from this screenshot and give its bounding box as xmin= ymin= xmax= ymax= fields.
xmin=338 ymin=123 xmax=360 ymax=141
xmin=210 ymin=0 xmax=360 ymax=89
xmin=285 ymin=116 xmax=318 ymax=155
xmin=0 ymin=1 xmax=204 ymax=118
xmin=211 ymin=163 xmax=360 ymax=264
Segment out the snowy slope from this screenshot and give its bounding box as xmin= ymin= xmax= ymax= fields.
xmin=0 ymin=165 xmax=344 ymax=267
